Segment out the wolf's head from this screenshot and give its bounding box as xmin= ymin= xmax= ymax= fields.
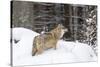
xmin=57 ymin=24 xmax=68 ymax=38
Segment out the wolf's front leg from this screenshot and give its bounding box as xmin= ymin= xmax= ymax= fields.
xmin=53 ymin=41 xmax=57 ymax=50
xmin=52 ymin=44 xmax=57 ymax=50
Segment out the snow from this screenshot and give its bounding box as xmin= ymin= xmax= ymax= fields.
xmin=12 ymin=27 xmax=97 ymax=66
xmin=12 ymin=27 xmax=39 ymax=41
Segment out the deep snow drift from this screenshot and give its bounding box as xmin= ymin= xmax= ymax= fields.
xmin=12 ymin=27 xmax=97 ymax=66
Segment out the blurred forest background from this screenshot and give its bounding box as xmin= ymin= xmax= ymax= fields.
xmin=11 ymin=1 xmax=97 ymax=55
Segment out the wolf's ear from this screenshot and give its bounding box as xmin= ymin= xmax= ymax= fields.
xmin=58 ymin=23 xmax=62 ymax=26
xmin=58 ymin=23 xmax=64 ymax=28
xmin=58 ymin=24 xmax=61 ymax=26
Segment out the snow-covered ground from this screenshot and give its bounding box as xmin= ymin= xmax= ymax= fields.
xmin=12 ymin=27 xmax=97 ymax=66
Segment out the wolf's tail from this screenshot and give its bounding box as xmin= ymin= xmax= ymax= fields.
xmin=32 ymin=36 xmax=37 ymax=56
xmin=32 ymin=47 xmax=37 ymax=56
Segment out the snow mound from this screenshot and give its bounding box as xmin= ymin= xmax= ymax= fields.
xmin=58 ymin=40 xmax=97 ymax=61
xmin=72 ymin=42 xmax=97 ymax=61
xmin=12 ymin=27 xmax=97 ymax=66
xmin=12 ymin=27 xmax=39 ymax=41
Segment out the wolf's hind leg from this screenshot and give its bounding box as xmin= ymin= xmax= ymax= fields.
xmin=36 ymin=48 xmax=43 ymax=55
